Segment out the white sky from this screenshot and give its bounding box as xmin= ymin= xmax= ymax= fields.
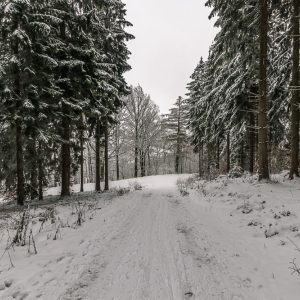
xmin=123 ymin=0 xmax=219 ymax=114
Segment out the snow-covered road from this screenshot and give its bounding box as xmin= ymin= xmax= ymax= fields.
xmin=1 ymin=174 xmax=297 ymax=299
xmin=48 ymin=176 xmax=269 ymax=300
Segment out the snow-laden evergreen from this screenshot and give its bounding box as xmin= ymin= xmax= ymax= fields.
xmin=0 ymin=0 xmax=134 ymax=203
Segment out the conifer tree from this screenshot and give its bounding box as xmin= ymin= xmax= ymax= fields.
xmin=258 ymin=0 xmax=269 ymax=180
xmin=289 ymin=0 xmax=299 ymax=179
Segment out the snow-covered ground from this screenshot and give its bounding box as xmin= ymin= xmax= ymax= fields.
xmin=0 ymin=173 xmax=300 ymax=299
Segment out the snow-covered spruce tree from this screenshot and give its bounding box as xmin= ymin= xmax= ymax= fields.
xmin=80 ymin=0 xmax=133 ymax=190
xmin=162 ymin=96 xmax=189 ymax=174
xmin=0 ymin=0 xmax=61 ymax=204
xmin=290 ymin=0 xmax=299 ymax=178
xmin=49 ymin=1 xmax=89 ymax=197
xmin=186 ymin=0 xmax=262 ymax=176
xmin=186 ymin=57 xmax=206 ymax=176
xmin=258 ymin=0 xmax=269 ymax=180
xmin=187 ymin=0 xmax=294 ymax=178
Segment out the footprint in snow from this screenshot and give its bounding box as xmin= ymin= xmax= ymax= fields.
xmin=1 ymin=279 xmax=13 ymax=290
xmin=184 ymin=292 xmax=193 ymax=298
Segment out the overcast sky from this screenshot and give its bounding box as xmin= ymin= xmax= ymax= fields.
xmin=123 ymin=0 xmax=219 ymax=114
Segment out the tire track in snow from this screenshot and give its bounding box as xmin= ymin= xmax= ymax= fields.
xmin=169 ymin=196 xmax=233 ymax=299
xmin=61 ymin=188 xmax=194 ymax=300
xmin=45 ymin=180 xmax=263 ymax=300
xmin=36 ymin=193 xmax=143 ymax=300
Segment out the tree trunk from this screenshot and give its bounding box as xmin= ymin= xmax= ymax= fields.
xmin=198 ymin=141 xmax=202 ymax=177
xmin=100 ymin=148 xmax=104 ymax=181
xmin=290 ymin=0 xmax=300 ymax=179
xmin=140 ymin=150 xmax=144 ymax=177
xmin=207 ymin=144 xmax=210 ymax=173
xmin=144 ymin=152 xmax=146 ymax=176
xmin=227 ymin=132 xmax=230 ymax=172
xmin=249 ymin=88 xmax=255 ymax=173
xmin=115 ymin=127 xmax=120 ymax=180
xmin=60 ymin=22 xmax=71 ymax=196
xmin=258 ymin=0 xmax=269 ymax=180
xmin=240 ymin=140 xmax=244 ymax=171
xmin=16 ymin=123 xmax=24 ymax=205
xmin=29 ymin=140 xmax=38 ymax=200
xmin=216 ymin=139 xmax=220 ymax=169
xmin=87 ymin=144 xmax=93 ymax=183
xmin=61 ymin=103 xmax=70 ymax=197
xmin=38 ymin=142 xmax=43 ymax=201
xmin=80 ymin=126 xmax=84 ymax=192
xmin=134 ymin=124 xmax=139 ymax=178
xmin=175 ymin=138 xmax=180 ymax=174
xmin=116 ymin=152 xmax=119 ymax=181
xmin=147 ymin=149 xmax=151 ymax=176
xmin=104 ymin=116 xmax=109 ymax=191
xmin=13 ymin=20 xmax=24 ymax=205
xmin=95 ymin=119 xmax=101 ymax=191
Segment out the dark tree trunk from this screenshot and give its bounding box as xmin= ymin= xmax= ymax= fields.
xmin=61 ymin=103 xmax=70 ymax=197
xmin=95 ymin=119 xmax=101 ymax=191
xmin=87 ymin=145 xmax=93 ymax=183
xmin=29 ymin=140 xmax=38 ymax=200
xmin=258 ymin=0 xmax=269 ymax=180
xmin=100 ymin=149 xmax=104 ymax=181
xmin=115 ymin=127 xmax=120 ymax=180
xmin=290 ymin=0 xmax=300 ymax=179
xmin=175 ymin=138 xmax=180 ymax=174
xmin=104 ymin=116 xmax=109 ymax=191
xmin=134 ymin=126 xmax=138 ymax=178
xmin=145 ymin=148 xmax=151 ymax=176
xmin=147 ymin=149 xmax=151 ymax=176
xmin=38 ymin=142 xmax=43 ymax=201
xmin=216 ymin=139 xmax=220 ymax=169
xmin=240 ymin=140 xmax=244 ymax=171
xmin=116 ymin=152 xmax=119 ymax=180
xmin=144 ymin=152 xmax=146 ymax=176
xmin=80 ymin=126 xmax=84 ymax=192
xmin=16 ymin=123 xmax=24 ymax=205
xmin=180 ymin=152 xmax=183 ymax=174
xmin=140 ymin=150 xmax=144 ymax=177
xmin=227 ymin=133 xmax=230 ymax=172
xmin=13 ymin=20 xmax=24 ymax=205
xmin=60 ymin=22 xmax=71 ymax=196
xmin=199 ymin=141 xmax=202 ymax=177
xmin=207 ymin=144 xmax=210 ymax=173
xmin=249 ymin=87 xmax=255 ymax=173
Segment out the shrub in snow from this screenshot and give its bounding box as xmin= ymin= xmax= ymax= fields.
xmin=228 ymin=166 xmax=243 ymax=178
xmin=248 ymin=221 xmax=260 ymax=226
xmin=287 ymin=238 xmax=300 ymax=276
xmin=180 ymin=190 xmax=189 ymax=196
xmin=290 ymin=225 xmax=299 ymax=232
xmin=185 ymin=176 xmax=197 ymax=188
xmin=111 ymin=186 xmax=130 ymax=196
xmin=237 ymin=202 xmax=253 ymax=214
xmin=129 ymin=181 xmax=142 ymax=191
xmin=176 ymin=178 xmax=189 ymax=196
xmin=242 ymin=207 xmax=253 ymax=214
xmin=72 ymin=202 xmax=87 ymax=226
xmin=281 ymin=210 xmax=291 ymax=217
xmin=265 ymin=225 xmax=278 ymax=238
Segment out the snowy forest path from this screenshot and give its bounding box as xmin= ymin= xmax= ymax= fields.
xmin=51 ymin=177 xmax=260 ymax=300
xmin=0 ymin=175 xmax=294 ymax=300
